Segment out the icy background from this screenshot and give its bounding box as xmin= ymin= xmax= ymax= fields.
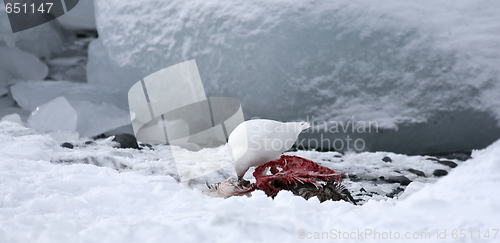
xmin=90 ymin=0 xmax=500 ymax=153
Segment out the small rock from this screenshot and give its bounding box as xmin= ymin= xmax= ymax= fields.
xmin=139 ymin=143 xmax=154 ymax=151
xmin=112 ymin=134 xmax=139 ymax=149
xmin=408 ymin=168 xmax=425 ymax=177
xmin=433 ymin=169 xmax=448 ymax=177
xmin=386 ymin=187 xmax=405 ymax=198
xmin=382 ymin=156 xmax=392 ymax=162
xmin=60 ymin=142 xmax=74 ymax=149
xmin=139 ymin=143 xmax=153 ymax=148
xmin=92 ymin=134 xmax=106 ymax=140
xmin=426 ymin=157 xmax=440 ymax=162
xmin=437 ymin=160 xmax=457 ymax=168
xmin=444 ymin=153 xmax=470 ymax=161
xmin=385 ymin=176 xmax=411 ymax=186
xmin=84 ymin=141 xmax=96 ymax=146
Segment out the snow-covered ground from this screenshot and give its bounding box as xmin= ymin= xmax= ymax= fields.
xmin=1 ymin=120 xmax=498 ymax=242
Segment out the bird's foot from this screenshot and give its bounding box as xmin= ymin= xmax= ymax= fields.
xmin=238 ymin=178 xmax=251 ymax=187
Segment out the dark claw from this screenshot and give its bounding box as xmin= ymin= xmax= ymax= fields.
xmin=239 ymin=179 xmax=251 ymax=187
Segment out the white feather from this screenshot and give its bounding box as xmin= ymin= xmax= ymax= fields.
xmin=228 ymin=119 xmax=310 ymax=178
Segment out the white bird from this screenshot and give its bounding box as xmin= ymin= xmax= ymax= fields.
xmin=228 ymin=119 xmax=310 ymax=181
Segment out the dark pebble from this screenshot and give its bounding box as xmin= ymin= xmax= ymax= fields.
xmin=139 ymin=143 xmax=154 ymax=151
xmin=84 ymin=141 xmax=96 ymax=146
xmin=437 ymin=160 xmax=457 ymax=168
xmin=408 ymin=168 xmax=425 ymax=177
xmin=60 ymin=142 xmax=74 ymax=149
xmin=386 ymin=187 xmax=405 ymax=198
xmin=92 ymin=134 xmax=106 ymax=140
xmin=386 ymin=176 xmax=412 ymax=186
xmin=433 ymin=169 xmax=448 ymax=177
xmin=382 ymin=156 xmax=392 ymax=162
xmin=444 ymin=153 xmax=471 ymax=161
xmin=360 ymin=188 xmax=366 ymax=192
xmin=426 ymin=157 xmax=440 ymax=162
xmin=112 ymin=134 xmax=139 ymax=149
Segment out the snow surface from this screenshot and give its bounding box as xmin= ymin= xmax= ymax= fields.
xmin=89 ymin=0 xmax=500 ymax=153
xmin=1 ymin=120 xmax=498 ymax=242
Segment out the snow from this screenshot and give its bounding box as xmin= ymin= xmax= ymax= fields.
xmin=27 ymin=96 xmax=78 ymax=133
xmin=0 ymin=120 xmax=498 ymax=242
xmin=90 ymin=0 xmax=500 ymax=153
xmin=0 ymin=47 xmax=48 ymax=88
xmin=10 ymin=80 xmax=130 ymax=137
xmin=56 ymin=0 xmax=97 ymax=31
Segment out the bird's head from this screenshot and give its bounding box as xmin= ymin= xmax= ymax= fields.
xmin=298 ymin=122 xmax=311 ymax=131
xmin=234 ymin=161 xmax=249 ymax=181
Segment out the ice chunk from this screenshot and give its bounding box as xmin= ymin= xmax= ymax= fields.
xmin=48 ymin=130 xmax=80 ymax=143
xmin=28 ymin=96 xmax=78 ymax=133
xmin=86 ymin=39 xmax=121 ymax=90
xmin=91 ymin=0 xmax=500 ymax=153
xmin=71 ymin=100 xmax=131 ymax=137
xmin=11 ymin=80 xmax=130 ymax=137
xmin=1 ymin=113 xmax=23 ymax=125
xmin=10 ymin=80 xmax=120 ymax=111
xmin=56 ymin=0 xmax=97 ymax=31
xmin=0 ymin=86 xmax=8 ymax=97
xmin=0 ymin=5 xmax=64 ymax=58
xmin=0 ymin=47 xmax=48 ymax=87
